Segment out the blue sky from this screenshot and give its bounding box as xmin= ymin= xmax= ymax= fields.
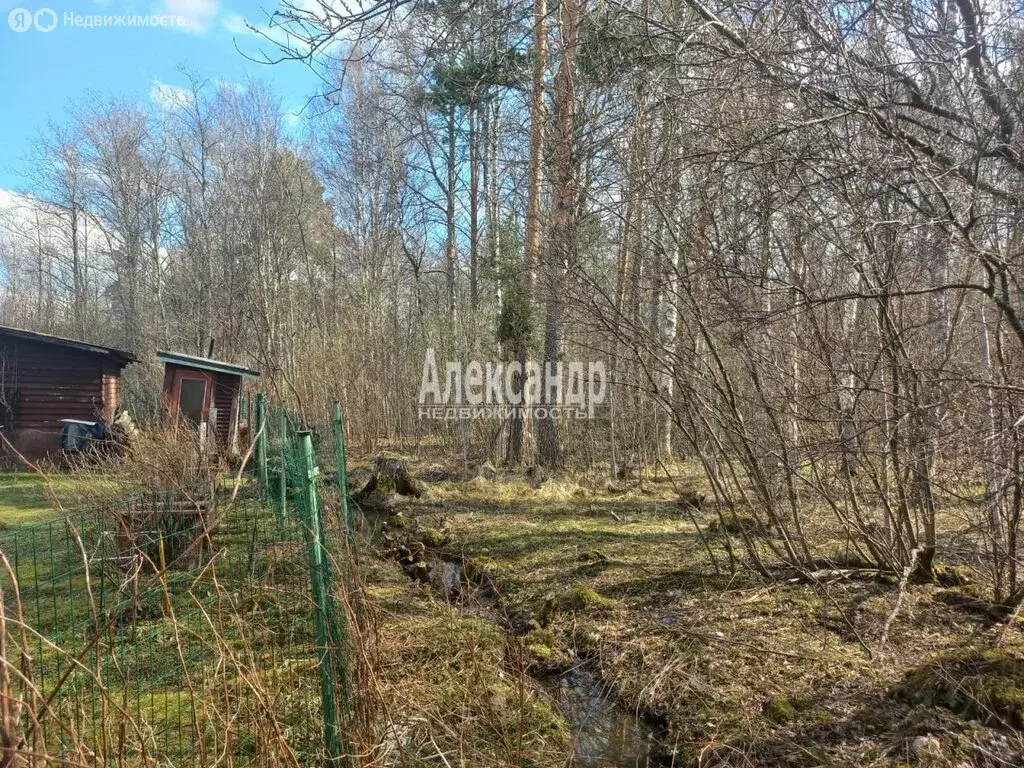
xmin=0 ymin=0 xmax=322 ymax=190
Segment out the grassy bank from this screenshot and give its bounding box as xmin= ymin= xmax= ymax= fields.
xmin=359 ymin=555 xmax=571 ymax=765
xmin=364 ymin=463 xmax=1024 ymax=767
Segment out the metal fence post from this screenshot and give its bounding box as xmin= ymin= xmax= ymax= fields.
xmin=276 ymin=409 xmax=288 ymax=533
xmin=332 ymin=402 xmax=356 ymax=552
xmin=329 ymin=405 xmax=357 ymax=753
xmin=255 ymin=393 xmax=268 ymax=495
xmin=298 ymin=431 xmax=343 ymax=765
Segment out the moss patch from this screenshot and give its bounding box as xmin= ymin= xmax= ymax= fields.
xmin=899 ymin=649 xmax=1024 ymax=729
xmin=521 ymin=627 xmax=570 ymax=668
xmin=559 ymin=587 xmax=619 ymax=613
xmin=463 ymin=555 xmax=501 ymax=584
xmin=765 ymin=696 xmax=797 ymax=723
xmin=706 ymin=511 xmax=765 ymax=536
xmin=418 ymin=527 xmax=446 ymax=548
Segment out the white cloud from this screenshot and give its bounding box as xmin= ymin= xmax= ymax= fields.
xmin=223 ymin=1 xmax=360 ymax=51
xmin=150 ymin=79 xmax=192 ymax=111
xmin=158 ymin=0 xmax=219 ymax=34
xmin=222 ymin=13 xmax=253 ymax=36
xmin=0 ymin=190 xmax=33 ymax=224
xmin=0 ymin=189 xmax=113 ymax=260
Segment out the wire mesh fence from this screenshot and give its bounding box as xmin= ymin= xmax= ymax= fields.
xmin=256 ymin=396 xmax=359 ymax=765
xmin=0 ymin=396 xmax=359 ymax=767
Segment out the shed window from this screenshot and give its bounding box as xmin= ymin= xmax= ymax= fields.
xmin=178 ymin=379 xmax=207 ymax=425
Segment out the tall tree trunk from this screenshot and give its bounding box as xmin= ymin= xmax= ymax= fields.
xmin=445 ymin=105 xmax=458 ymax=327
xmin=507 ymin=0 xmax=547 ymax=465
xmin=659 ymin=146 xmax=681 ymax=459
xmin=538 ymin=0 xmax=582 ymax=467
xmin=485 ymin=99 xmax=502 ymax=312
xmin=469 ymin=103 xmax=480 ymax=314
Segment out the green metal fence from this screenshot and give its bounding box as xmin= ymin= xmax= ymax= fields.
xmin=255 ymin=398 xmax=358 ymax=767
xmin=0 ymin=397 xmax=358 ymax=767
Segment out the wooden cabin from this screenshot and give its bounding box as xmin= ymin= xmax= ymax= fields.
xmin=157 ymin=350 xmax=259 ymax=453
xmin=0 ymin=326 xmax=136 ymax=458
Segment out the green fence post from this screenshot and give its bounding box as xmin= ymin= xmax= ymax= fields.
xmin=329 ymin=404 xmax=357 ymax=753
xmin=332 ymin=402 xmax=356 ymax=552
xmin=276 ymin=409 xmax=287 ymax=534
xmin=298 ymin=431 xmax=343 ymax=765
xmin=255 ymin=393 xmax=268 ymax=496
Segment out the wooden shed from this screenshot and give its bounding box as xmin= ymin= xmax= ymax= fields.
xmin=157 ymin=350 xmax=259 ymax=453
xmin=0 ymin=326 xmax=136 ymax=458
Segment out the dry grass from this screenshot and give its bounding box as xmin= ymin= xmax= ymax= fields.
xmin=354 ymin=556 xmax=571 ymax=766
xmin=360 ymin=459 xmax=1024 ymax=767
xmin=7 ymin=444 xmax=1024 ymax=767
xmin=55 ymin=427 xmax=222 ymax=507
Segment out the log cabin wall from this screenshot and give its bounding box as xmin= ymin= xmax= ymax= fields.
xmin=212 ymin=374 xmax=240 ymax=449
xmin=0 ymin=329 xmax=133 ymax=458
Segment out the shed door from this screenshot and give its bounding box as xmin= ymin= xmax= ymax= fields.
xmin=178 ymin=378 xmax=208 ymax=426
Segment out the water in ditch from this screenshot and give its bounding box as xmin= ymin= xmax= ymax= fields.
xmin=542 ymin=667 xmax=667 ymax=767
xmin=425 ymin=554 xmax=667 ymax=767
xmin=364 ymin=507 xmax=669 ymax=768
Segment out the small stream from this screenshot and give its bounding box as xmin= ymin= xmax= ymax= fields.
xmin=542 ymin=667 xmax=667 ymax=767
xmin=425 ymin=552 xmax=668 ymax=767
xmin=361 ymin=507 xmax=669 ymax=766
xmin=430 ymin=556 xmax=465 ymax=602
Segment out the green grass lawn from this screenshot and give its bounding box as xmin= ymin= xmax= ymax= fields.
xmin=0 ymin=471 xmax=125 ymax=527
xmin=0 ymin=471 xmax=62 ymax=526
xmin=0 ymin=491 xmax=327 ymax=766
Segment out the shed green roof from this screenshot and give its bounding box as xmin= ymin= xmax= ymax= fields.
xmin=156 ymin=350 xmax=260 ymax=379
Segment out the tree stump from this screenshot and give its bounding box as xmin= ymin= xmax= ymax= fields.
xmin=352 ymin=454 xmax=423 ymax=509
